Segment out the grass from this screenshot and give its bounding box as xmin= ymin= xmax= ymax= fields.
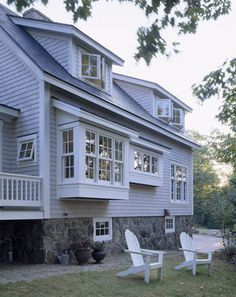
xmin=0 ymin=255 xmax=235 ymax=297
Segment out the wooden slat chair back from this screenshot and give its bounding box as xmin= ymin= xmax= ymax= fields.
xmin=180 ymin=231 xmax=194 ymax=262
xmin=125 ymin=229 xmax=144 ymax=267
xmin=175 ymin=232 xmax=214 ymax=276
xmin=117 ymin=229 xmax=165 ymax=284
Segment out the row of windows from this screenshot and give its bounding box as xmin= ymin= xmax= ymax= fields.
xmin=94 ymin=216 xmax=175 ymax=242
xmin=16 ymin=132 xmax=188 ymax=203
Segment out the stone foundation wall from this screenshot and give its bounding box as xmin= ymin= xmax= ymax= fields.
xmin=0 ymin=220 xmax=44 ymax=263
xmin=42 ymin=215 xmax=192 ymax=263
xmin=0 ymin=215 xmax=192 ymax=264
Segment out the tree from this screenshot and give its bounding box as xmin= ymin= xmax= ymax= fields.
xmin=189 ymin=131 xmax=220 ymax=228
xmin=7 ymin=0 xmax=232 ymax=65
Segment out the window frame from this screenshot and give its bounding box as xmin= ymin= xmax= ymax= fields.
xmin=85 ymin=128 xmax=125 ymax=186
xmin=133 ymin=148 xmax=161 ymax=177
xmin=170 ymin=163 xmax=188 ymax=203
xmin=80 ymin=51 xmax=101 ymax=80
xmin=17 ymin=134 xmax=37 ymax=163
xmin=165 ymin=216 xmax=175 ymax=233
xmin=172 ymin=107 xmax=184 ymax=126
xmin=61 ymin=128 xmax=75 ymax=180
xmin=156 ymin=99 xmax=172 ymax=119
xmin=93 ymin=218 xmax=112 ymax=241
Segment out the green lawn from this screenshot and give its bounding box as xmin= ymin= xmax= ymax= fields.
xmin=0 ymin=255 xmax=235 ymax=297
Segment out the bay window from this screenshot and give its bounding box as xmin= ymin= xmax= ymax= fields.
xmin=61 ymin=129 xmax=74 ymax=179
xmin=134 ymin=150 xmax=159 ymax=175
xmin=85 ymin=129 xmax=124 ymax=185
xmin=171 ymin=164 xmax=187 ymax=202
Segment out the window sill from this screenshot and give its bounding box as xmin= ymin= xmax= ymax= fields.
xmin=129 ymin=171 xmax=163 ymax=187
xmin=57 ymin=182 xmax=129 ymax=200
xmin=170 ymin=200 xmax=189 ymax=204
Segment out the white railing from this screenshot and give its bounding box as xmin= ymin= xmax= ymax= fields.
xmin=0 ymin=172 xmax=42 ymax=207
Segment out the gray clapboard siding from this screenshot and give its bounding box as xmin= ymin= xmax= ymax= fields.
xmin=29 ymin=31 xmax=70 ymax=72
xmin=49 ymin=109 xmax=193 ymax=218
xmin=0 ymin=39 xmax=40 ymax=176
xmin=115 ymin=80 xmax=154 ymax=114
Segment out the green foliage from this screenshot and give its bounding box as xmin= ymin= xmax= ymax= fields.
xmin=7 ymin=0 xmax=232 ymax=64
xmin=189 ymin=131 xmax=220 ymax=228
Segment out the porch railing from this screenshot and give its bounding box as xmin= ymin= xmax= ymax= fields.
xmin=0 ymin=172 xmax=42 ymax=207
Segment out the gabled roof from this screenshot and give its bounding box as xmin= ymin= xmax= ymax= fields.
xmin=113 ymin=73 xmax=192 ymax=112
xmin=10 ymin=15 xmax=124 ymax=66
xmin=0 ymin=4 xmax=199 ymax=149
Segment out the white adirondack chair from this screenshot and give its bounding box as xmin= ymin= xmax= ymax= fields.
xmin=175 ymin=232 xmax=214 ymax=276
xmin=116 ymin=229 xmax=165 ymax=284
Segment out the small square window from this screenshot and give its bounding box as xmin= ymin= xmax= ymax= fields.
xmin=81 ymin=52 xmax=100 ymax=79
xmin=165 ymin=216 xmax=175 ymax=233
xmin=93 ymin=218 xmax=112 ymax=241
xmin=156 ymin=99 xmax=172 ymax=118
xmin=17 ymin=135 xmax=36 ymax=162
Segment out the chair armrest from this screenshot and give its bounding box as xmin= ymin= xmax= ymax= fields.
xmin=179 ymin=248 xmax=197 ymax=253
xmin=124 ymin=249 xmax=153 ymax=256
xmin=141 ymin=249 xmax=166 ymax=255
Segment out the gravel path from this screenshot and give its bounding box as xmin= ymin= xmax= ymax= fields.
xmin=0 ymin=253 xmax=132 ymax=284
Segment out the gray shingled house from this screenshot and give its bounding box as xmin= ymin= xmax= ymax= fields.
xmin=0 ymin=4 xmax=199 ymax=263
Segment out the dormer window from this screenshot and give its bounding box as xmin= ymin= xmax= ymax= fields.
xmin=81 ymin=52 xmax=101 ymax=79
xmin=76 ymin=47 xmax=111 ymax=92
xmin=156 ymin=99 xmax=172 ymax=119
xmin=172 ymin=108 xmax=184 ymax=127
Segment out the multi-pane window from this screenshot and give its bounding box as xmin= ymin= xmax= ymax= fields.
xmin=85 ymin=131 xmax=96 ymax=180
xmin=81 ymin=53 xmax=100 ymax=79
xmin=17 ymin=135 xmax=36 ymax=162
xmin=156 ymin=99 xmax=172 ymax=118
xmin=94 ymin=218 xmax=112 ymax=241
xmin=171 ymin=164 xmax=187 ymax=202
xmin=134 ymin=150 xmax=159 ymax=175
xmin=173 ymin=108 xmax=183 ymax=126
xmin=85 ymin=130 xmax=124 ymax=184
xmin=62 ymin=129 xmax=74 ymax=179
xmin=165 ymin=216 xmax=175 ymax=233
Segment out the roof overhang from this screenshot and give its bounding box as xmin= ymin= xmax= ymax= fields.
xmin=46 ymin=74 xmax=199 ymax=149
xmin=10 ymin=15 xmax=124 ymax=66
xmin=0 ymin=104 xmax=20 ymax=122
xmin=113 ymin=73 xmax=192 ymax=112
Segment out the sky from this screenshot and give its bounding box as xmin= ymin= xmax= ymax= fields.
xmin=1 ymin=0 xmax=236 ymax=135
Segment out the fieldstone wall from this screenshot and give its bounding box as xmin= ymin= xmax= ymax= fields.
xmin=112 ymin=215 xmax=192 ymax=252
xmin=0 ymin=215 xmax=192 ymax=264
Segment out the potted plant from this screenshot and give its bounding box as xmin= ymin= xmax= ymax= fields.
xmin=91 ymin=241 xmax=106 ymax=264
xmin=70 ymin=237 xmax=92 ymax=265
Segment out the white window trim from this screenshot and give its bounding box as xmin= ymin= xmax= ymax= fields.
xmin=17 ymin=134 xmax=37 ymax=165
xmin=156 ymin=99 xmax=172 ymax=119
xmin=80 ymin=50 xmax=101 ymax=80
xmin=165 ymin=216 xmax=175 ymax=233
xmin=93 ymin=218 xmax=112 ymax=241
xmin=170 ymin=162 xmax=188 ymax=203
xmin=131 ymin=145 xmax=163 ymax=178
xmin=57 ymin=122 xmax=79 ymax=184
xmin=172 ymin=107 xmax=184 ymax=126
xmin=84 ymin=124 xmax=126 ymax=186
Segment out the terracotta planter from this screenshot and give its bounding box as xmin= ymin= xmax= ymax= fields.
xmin=92 ymin=249 xmax=106 ymax=264
xmin=74 ymin=248 xmax=91 ymax=264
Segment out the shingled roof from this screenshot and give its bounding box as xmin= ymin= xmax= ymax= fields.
xmin=0 ymin=4 xmax=198 ymax=148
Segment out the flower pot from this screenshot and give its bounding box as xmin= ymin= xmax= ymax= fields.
xmin=74 ymin=248 xmax=91 ymax=265
xmin=92 ymin=249 xmax=106 ymax=264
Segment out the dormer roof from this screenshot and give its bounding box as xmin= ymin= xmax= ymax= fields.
xmin=10 ymin=15 xmax=124 ymax=66
xmin=113 ymin=73 xmax=192 ymax=112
